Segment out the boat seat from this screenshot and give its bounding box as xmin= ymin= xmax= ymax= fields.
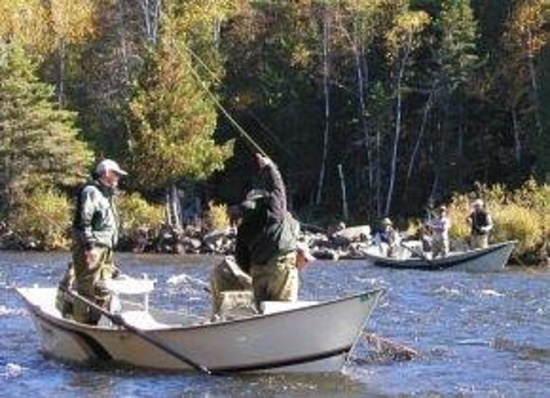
xmin=118 ymin=310 xmax=172 ymax=330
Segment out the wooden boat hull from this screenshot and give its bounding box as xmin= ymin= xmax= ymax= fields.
xmin=16 ymin=287 xmax=384 ymax=373
xmin=362 ymin=241 xmax=517 ymax=272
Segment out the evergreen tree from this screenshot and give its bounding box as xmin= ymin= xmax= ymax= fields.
xmin=0 ymin=43 xmax=93 ymax=213
xmin=126 ymin=0 xmax=233 ymax=189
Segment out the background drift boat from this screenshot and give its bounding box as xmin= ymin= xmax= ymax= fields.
xmin=360 ymin=241 xmax=517 ymax=272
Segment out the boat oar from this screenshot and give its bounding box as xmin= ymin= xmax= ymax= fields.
xmin=61 ymin=287 xmax=212 ymax=375
xmin=399 ymin=241 xmax=433 ymax=264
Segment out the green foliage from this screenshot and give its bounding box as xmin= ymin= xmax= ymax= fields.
xmin=126 ymin=3 xmax=233 ymax=188
xmin=204 ymin=201 xmax=231 ymax=231
xmin=492 ymin=204 xmax=542 ymax=254
xmin=0 ymin=43 xmax=93 ymax=212
xmin=10 ymin=185 xmax=71 ymax=250
xmin=117 ymin=192 xmax=165 ymax=234
xmin=3 ymin=0 xmax=550 ymax=252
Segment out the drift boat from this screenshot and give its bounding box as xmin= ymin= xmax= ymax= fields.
xmin=360 ymin=240 xmax=517 ymax=272
xmin=16 ymin=281 xmax=384 ymax=374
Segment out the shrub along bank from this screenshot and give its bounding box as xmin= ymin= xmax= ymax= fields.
xmin=2 ymin=180 xmax=550 ymax=266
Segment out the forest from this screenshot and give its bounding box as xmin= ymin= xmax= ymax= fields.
xmin=1 ymin=0 xmax=550 ymax=248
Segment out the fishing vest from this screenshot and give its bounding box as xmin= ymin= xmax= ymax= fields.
xmin=72 ymin=179 xmax=119 ymax=248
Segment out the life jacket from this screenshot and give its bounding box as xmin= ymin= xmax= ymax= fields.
xmin=71 ymin=179 xmax=118 ymax=248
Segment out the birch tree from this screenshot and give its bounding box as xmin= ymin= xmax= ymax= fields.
xmin=340 ymin=0 xmax=399 ymax=216
xmin=411 ymin=0 xmax=479 ymax=200
xmin=500 ymin=0 xmax=549 ymax=166
xmin=42 ymin=0 xmax=98 ymax=105
xmin=315 ymin=8 xmax=332 ymax=206
xmin=384 ymin=8 xmax=430 ymax=215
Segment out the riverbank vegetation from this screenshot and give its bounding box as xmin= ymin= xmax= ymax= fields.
xmin=1 ymin=1 xmax=550 ymax=264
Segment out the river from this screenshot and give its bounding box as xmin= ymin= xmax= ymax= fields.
xmin=1 ymin=251 xmax=549 ymax=397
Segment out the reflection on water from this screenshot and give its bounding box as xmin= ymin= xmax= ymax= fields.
xmin=2 ymin=251 xmax=550 ymax=397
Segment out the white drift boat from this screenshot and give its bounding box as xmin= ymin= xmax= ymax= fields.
xmin=361 ymin=240 xmax=517 ymax=272
xmin=16 ymin=283 xmax=384 ymax=374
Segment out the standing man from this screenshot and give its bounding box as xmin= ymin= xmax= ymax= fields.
xmin=70 ymin=159 xmax=128 ymax=324
xmin=374 ymin=218 xmax=399 ymax=257
xmin=429 ymin=205 xmax=451 ymax=258
xmin=467 ymin=199 xmax=493 ymax=249
xmin=234 ymin=153 xmax=312 ymax=307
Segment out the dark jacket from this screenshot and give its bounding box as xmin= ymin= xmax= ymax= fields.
xmin=72 ymin=179 xmax=119 ymax=249
xmin=468 ymin=209 xmax=492 ymax=235
xmin=235 ymin=162 xmax=299 ymax=272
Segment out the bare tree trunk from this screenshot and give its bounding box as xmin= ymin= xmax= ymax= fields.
xmin=139 ymin=0 xmax=161 ymax=46
xmin=403 ymin=88 xmax=434 ymax=203
xmin=375 ymin=123 xmax=382 ymax=217
xmin=315 ymin=15 xmax=331 ymax=206
xmin=57 ymin=40 xmax=66 ymax=106
xmin=166 ymin=185 xmax=183 ymax=230
xmin=385 ymin=34 xmax=412 ymax=216
xmin=337 ymin=164 xmax=348 ymax=220
xmin=406 ymin=89 xmax=434 ymax=184
xmin=458 ymin=122 xmax=464 ymax=188
xmin=117 ymin=0 xmax=131 ymax=85
xmin=527 ymin=30 xmax=543 ymax=137
xmin=512 ymin=107 xmax=522 ymax=164
xmin=352 ymin=32 xmax=373 ymax=215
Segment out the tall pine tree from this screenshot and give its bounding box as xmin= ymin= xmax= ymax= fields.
xmin=0 ymin=43 xmax=93 ymax=213
xmin=126 ymin=0 xmax=233 ymax=189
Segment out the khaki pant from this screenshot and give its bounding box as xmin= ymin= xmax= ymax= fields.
xmin=55 ymin=263 xmax=76 ymax=317
xmin=432 ymin=236 xmax=449 ymax=258
xmin=71 ymin=245 xmax=116 ymax=324
xmin=250 ymin=252 xmax=298 ymax=306
xmin=470 ymin=234 xmax=489 ymax=249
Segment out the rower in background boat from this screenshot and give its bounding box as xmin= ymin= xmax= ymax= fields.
xmin=467 ymin=199 xmax=493 ymax=249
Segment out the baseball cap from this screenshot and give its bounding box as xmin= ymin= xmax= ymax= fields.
xmin=96 ymin=159 xmax=128 ymax=176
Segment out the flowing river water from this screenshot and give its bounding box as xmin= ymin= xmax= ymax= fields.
xmin=1 ymin=251 xmax=549 ymax=397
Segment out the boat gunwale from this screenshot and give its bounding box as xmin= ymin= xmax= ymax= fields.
xmin=15 ymin=286 xmax=386 ymax=333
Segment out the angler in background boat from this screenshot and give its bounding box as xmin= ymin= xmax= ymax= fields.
xmin=56 ymin=159 xmax=128 ymax=325
xmin=467 ymin=199 xmax=493 ymax=249
xmin=373 ymin=218 xmax=400 ymax=257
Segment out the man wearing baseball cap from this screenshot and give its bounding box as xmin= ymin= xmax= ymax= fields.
xmin=57 ymin=158 xmax=128 ymax=324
